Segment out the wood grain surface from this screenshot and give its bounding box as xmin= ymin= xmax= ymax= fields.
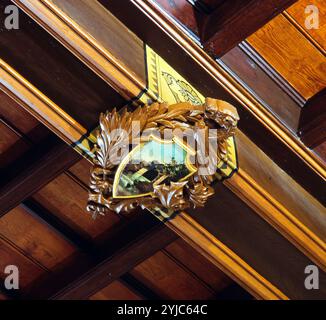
xmin=130 ymin=250 xmax=216 ymax=299
xmin=247 ymin=14 xmax=326 ymax=99
xmin=90 ymin=280 xmax=142 ymax=300
xmin=287 ymin=0 xmax=326 ymax=52
xmin=32 ymin=173 xmax=121 ymax=242
xmin=0 ymin=206 xmax=77 ymax=270
xmin=0 ymin=2 xmax=126 ymax=129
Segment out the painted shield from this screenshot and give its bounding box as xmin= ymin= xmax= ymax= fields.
xmin=112 ymin=136 xmax=196 ymax=198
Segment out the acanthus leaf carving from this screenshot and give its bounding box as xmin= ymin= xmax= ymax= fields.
xmin=87 ymin=98 xmax=239 ymax=219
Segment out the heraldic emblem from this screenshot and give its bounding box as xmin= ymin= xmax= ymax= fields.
xmin=87 ymin=98 xmax=239 ymax=219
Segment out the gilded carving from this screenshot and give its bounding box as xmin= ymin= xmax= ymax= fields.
xmin=87 ymin=98 xmax=239 ymax=219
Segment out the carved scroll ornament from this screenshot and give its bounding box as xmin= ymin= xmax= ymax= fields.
xmin=87 ymin=98 xmax=239 ymax=219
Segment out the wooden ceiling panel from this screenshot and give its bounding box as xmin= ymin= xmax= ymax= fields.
xmin=90 ymin=280 xmax=142 ymax=300
xmin=0 ymin=238 xmax=46 ymax=290
xmin=314 ymin=141 xmax=326 ymax=162
xmin=0 ymin=205 xmax=77 ymax=270
xmin=67 ymin=159 xmax=92 ymax=187
xmin=0 ymin=91 xmax=49 ymax=169
xmin=0 ymin=91 xmax=38 ymax=134
xmin=287 ymin=0 xmax=326 ymax=51
xmin=32 ymin=174 xmax=121 ymax=241
xmin=0 ymin=121 xmax=29 ymax=168
xmin=220 ymin=46 xmax=302 ymax=131
xmin=247 ymin=14 xmax=326 ymax=99
xmin=130 ymin=251 xmax=215 ymax=299
xmin=165 ymin=238 xmax=232 ymax=292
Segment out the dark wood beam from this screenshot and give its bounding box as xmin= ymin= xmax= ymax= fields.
xmin=188 ymin=183 xmax=326 ymax=300
xmin=21 ymin=199 xmax=95 ymax=253
xmin=299 ymin=88 xmax=326 ymax=148
xmin=22 ymin=213 xmax=177 ymax=299
xmin=52 ymin=222 xmax=177 ymax=300
xmin=19 ymin=189 xmax=171 ymax=301
xmin=197 ymin=0 xmax=298 ymax=57
xmin=0 ymin=135 xmax=81 ymax=217
xmin=0 ymin=1 xmax=126 ymax=130
xmin=215 ymin=283 xmax=253 ymax=300
xmin=196 ymin=0 xmax=224 ymax=11
xmin=120 ymin=273 xmax=162 ymax=300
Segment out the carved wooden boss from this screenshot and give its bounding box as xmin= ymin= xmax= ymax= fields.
xmin=87 ymin=98 xmax=239 ymax=220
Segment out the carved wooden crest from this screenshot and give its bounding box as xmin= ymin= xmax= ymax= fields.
xmin=87 ymin=98 xmax=239 ymax=219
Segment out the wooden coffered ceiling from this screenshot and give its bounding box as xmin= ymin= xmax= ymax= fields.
xmin=0 ymin=0 xmax=325 ymax=300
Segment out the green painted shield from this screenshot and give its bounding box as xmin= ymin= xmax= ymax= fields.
xmin=113 ymin=136 xmax=196 ymax=198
